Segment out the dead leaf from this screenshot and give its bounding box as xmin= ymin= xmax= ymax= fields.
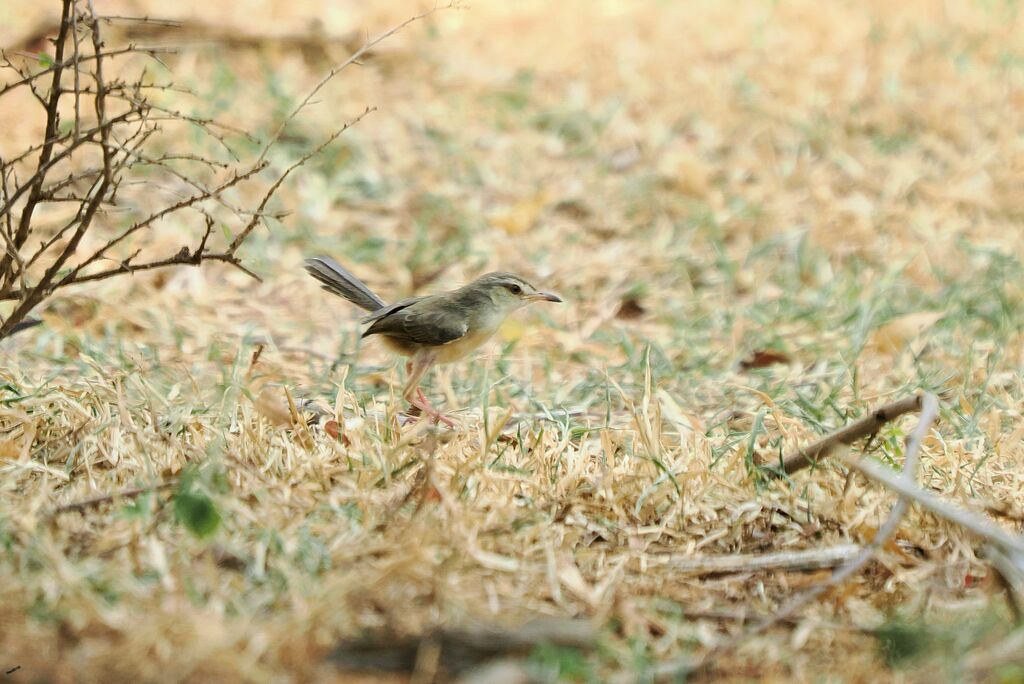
xmin=740 ymin=349 xmax=791 ymax=369
xmin=469 ymin=547 xmax=520 ymax=573
xmin=656 ymin=389 xmax=705 ymax=434
xmin=870 ymin=311 xmax=943 ymax=354
xmin=937 ymin=170 xmax=996 ymax=210
xmin=497 ymin=432 xmax=519 ymax=446
xmin=553 ymin=198 xmax=591 ymax=220
xmin=615 ymin=296 xmax=645 ymax=319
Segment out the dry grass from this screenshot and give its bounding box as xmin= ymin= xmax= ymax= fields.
xmin=2 ymin=0 xmax=1024 ymax=681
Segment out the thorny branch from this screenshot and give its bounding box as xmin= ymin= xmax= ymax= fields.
xmin=0 ymin=0 xmax=433 ymax=338
xmin=229 ymin=106 xmax=375 ymax=253
xmin=0 ymin=45 xmax=177 ymax=99
xmin=0 ymin=0 xmax=74 ymax=286
xmin=260 ymin=2 xmax=453 ymax=159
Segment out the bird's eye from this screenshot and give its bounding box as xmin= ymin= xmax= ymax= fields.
xmin=507 ymin=284 xmax=522 ymax=295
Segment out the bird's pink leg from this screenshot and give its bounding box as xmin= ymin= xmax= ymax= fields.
xmin=402 ymin=351 xmax=456 ymax=428
xmin=415 ymin=388 xmax=456 ymax=428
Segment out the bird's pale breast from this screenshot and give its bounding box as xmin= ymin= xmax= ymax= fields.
xmin=377 ymin=326 xmax=497 ymax=363
xmin=434 ymin=327 xmax=499 ymax=363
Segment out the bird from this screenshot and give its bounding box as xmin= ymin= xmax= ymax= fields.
xmin=304 ymin=256 xmax=561 ymax=427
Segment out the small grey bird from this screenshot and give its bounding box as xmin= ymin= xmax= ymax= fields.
xmin=304 ymin=256 xmax=561 ymax=426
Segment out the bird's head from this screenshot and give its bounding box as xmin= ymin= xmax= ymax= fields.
xmin=466 ymin=272 xmax=562 ymax=315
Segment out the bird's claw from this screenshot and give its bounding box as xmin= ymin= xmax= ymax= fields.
xmin=400 ymin=410 xmax=458 ymax=429
xmin=403 ymin=389 xmax=459 ymax=429
xmin=432 ymin=412 xmax=458 ymax=429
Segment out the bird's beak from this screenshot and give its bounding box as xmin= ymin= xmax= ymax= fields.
xmin=528 ymin=291 xmax=563 ymax=303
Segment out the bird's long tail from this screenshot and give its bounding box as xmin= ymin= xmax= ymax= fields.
xmin=303 ymin=256 xmax=387 ymax=312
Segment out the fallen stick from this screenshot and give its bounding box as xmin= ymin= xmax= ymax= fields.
xmin=840 ymin=452 xmax=1024 ymax=557
xmin=662 ymin=393 xmax=940 ymax=682
xmin=985 ymin=545 xmax=1024 ymax=622
xmin=736 ymin=396 xmax=940 ymax=638
xmin=965 ymin=627 xmax=1024 ymax=674
xmin=736 ymin=395 xmax=940 ymax=634
xmin=646 ymin=544 xmax=860 ymax=574
xmin=330 ymin=618 xmax=595 ymax=677
xmin=765 ymin=393 xmax=925 ymax=475
xmin=51 ymin=480 xmax=177 ymax=515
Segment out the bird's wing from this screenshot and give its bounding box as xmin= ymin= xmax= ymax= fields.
xmin=359 ymin=296 xmax=424 ymax=324
xmin=362 ymin=297 xmax=469 ymax=346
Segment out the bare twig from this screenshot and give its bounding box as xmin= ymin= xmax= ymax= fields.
xmin=229 ymin=107 xmax=374 ymax=253
xmin=48 ymin=246 xmax=262 ymax=287
xmin=762 ymin=393 xmax=925 ymax=475
xmin=87 ymin=0 xmax=113 ymax=185
xmin=0 ymin=0 xmax=405 ymax=337
xmin=657 ymin=394 xmax=941 ymax=681
xmin=260 ymin=4 xmax=449 ymax=160
xmin=985 ymin=545 xmax=1024 ymax=622
xmin=70 ymin=4 xmax=81 ymax=142
xmin=0 ymin=0 xmax=74 ymax=283
xmin=739 ymin=395 xmax=940 ymax=637
xmin=52 ymin=480 xmax=177 ymax=515
xmin=0 ymin=107 xmax=141 ymax=222
xmin=840 ymin=451 xmax=1024 ymax=557
xmin=0 ymin=45 xmax=177 ymax=100
xmin=647 ymin=544 xmax=860 ymax=575
xmin=95 ymin=14 xmax=183 ymax=27
xmin=119 ymin=93 xmax=255 ymax=156
xmin=19 ymin=121 xmax=156 ymax=273
xmin=41 ymin=161 xmax=267 ymax=295
xmin=0 ymin=168 xmax=28 ymax=299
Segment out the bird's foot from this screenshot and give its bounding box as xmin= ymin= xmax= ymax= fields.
xmin=401 ymin=408 xmax=458 ymax=429
xmin=429 ymin=411 xmax=458 ymax=429
xmin=405 ymin=389 xmax=458 ymax=429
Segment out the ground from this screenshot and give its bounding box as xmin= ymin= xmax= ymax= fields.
xmin=1 ymin=0 xmax=1023 ymax=681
